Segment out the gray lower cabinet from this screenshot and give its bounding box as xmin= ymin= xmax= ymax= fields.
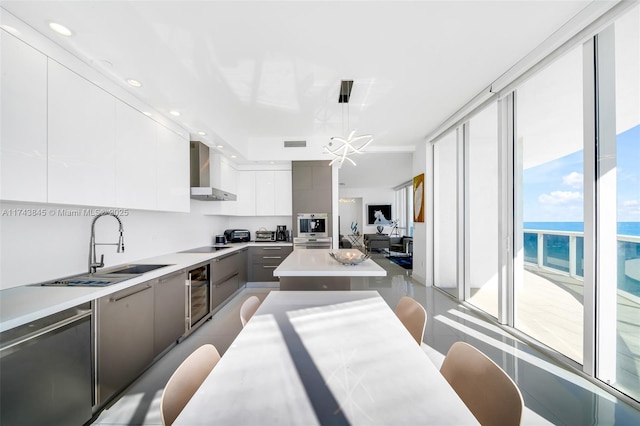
xmin=211 ymin=251 xmax=241 ymax=310
xmin=153 ymin=270 xmax=186 ymax=356
xmin=249 ymin=245 xmax=292 ymax=282
xmin=97 ymin=281 xmax=154 ymax=406
xmin=237 ymin=247 xmax=248 ymax=289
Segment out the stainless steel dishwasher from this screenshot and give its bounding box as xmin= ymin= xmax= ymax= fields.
xmin=0 ymin=302 xmax=93 ymax=425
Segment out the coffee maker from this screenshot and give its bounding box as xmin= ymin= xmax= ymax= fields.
xmin=276 ymin=225 xmax=287 ymax=241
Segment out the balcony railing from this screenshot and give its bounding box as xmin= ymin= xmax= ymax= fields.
xmin=523 ymin=229 xmax=640 ymax=295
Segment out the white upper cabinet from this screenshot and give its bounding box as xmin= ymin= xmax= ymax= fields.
xmin=255 ymin=170 xmax=292 ymax=216
xmin=157 ymin=125 xmax=189 ymax=212
xmin=274 ymin=170 xmax=292 ymax=216
xmin=236 ymin=171 xmax=256 ymax=216
xmin=0 ymin=32 xmax=48 ymax=202
xmin=255 ymin=171 xmax=275 ymax=216
xmin=48 ymin=60 xmax=116 ymax=206
xmin=115 ymin=101 xmax=157 ymax=210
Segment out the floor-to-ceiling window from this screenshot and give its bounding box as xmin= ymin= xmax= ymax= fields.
xmin=465 ymin=102 xmax=500 ymax=318
xmin=515 ymin=44 xmax=585 ymax=364
xmin=598 ymin=4 xmax=640 ymax=401
xmin=434 ymin=130 xmax=459 ymax=297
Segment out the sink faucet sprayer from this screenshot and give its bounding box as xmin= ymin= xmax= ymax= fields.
xmin=89 ymin=212 xmax=125 ymax=273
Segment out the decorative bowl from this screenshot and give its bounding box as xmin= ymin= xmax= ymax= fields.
xmin=329 ymin=250 xmax=370 ymax=266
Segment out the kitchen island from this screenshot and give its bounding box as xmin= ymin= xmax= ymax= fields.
xmin=273 ymin=249 xmax=386 ymax=290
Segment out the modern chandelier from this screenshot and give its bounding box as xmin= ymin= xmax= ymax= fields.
xmin=323 ymin=80 xmax=373 ymax=168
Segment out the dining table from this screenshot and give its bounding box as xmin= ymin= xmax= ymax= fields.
xmin=174 ymin=290 xmax=479 ymax=425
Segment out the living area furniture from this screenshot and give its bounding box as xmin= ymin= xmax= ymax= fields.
xmin=173 ymin=291 xmax=479 ymax=425
xmin=390 ymin=236 xmax=413 ymax=256
xmin=364 ymin=233 xmax=389 ymax=253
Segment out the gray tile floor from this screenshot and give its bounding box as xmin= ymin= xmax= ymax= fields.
xmin=92 ymin=255 xmax=640 ymax=425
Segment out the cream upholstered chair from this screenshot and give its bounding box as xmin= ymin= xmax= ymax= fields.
xmin=240 ymin=295 xmax=261 ymax=327
xmin=440 ymin=342 xmax=524 ymax=426
xmin=160 ymin=344 xmax=221 ymax=425
xmin=394 ymin=296 xmax=427 ymax=345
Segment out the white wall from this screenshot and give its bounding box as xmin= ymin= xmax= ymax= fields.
xmin=412 ymin=144 xmax=429 ymax=286
xmin=338 ymin=198 xmax=363 ymax=236
xmin=0 ymin=200 xmax=230 ymax=289
xmin=338 ymin=187 xmax=396 ymax=235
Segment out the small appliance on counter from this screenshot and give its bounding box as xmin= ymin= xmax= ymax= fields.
xmin=255 ymin=229 xmax=276 ymax=242
xmin=276 ymin=225 xmax=287 ymax=241
xmin=214 ymin=235 xmax=226 ymax=245
xmin=224 ymin=229 xmax=251 ymax=243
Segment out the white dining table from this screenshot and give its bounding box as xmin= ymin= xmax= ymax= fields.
xmin=174 ymin=291 xmax=479 ymax=425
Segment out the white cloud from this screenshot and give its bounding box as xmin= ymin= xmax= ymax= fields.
xmin=562 ymin=171 xmax=583 ymax=189
xmin=622 ymin=200 xmax=638 ymax=207
xmin=538 ymin=191 xmax=583 ymax=205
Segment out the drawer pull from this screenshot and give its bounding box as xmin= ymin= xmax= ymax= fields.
xmin=263 ymin=265 xmax=278 ymax=269
xmin=263 ymin=256 xmax=282 ymax=259
xmin=263 ymin=247 xmax=282 ymax=251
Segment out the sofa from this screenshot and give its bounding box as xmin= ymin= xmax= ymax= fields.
xmin=364 ymin=234 xmax=389 ymax=253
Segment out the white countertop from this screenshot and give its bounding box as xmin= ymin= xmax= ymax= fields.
xmin=0 ymin=242 xmax=292 ymax=332
xmin=273 ymin=249 xmax=386 ymax=277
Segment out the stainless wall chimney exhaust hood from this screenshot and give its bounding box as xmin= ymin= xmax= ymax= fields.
xmin=190 ymin=141 xmax=237 ymax=201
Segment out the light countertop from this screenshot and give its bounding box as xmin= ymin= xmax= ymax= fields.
xmin=273 ymin=249 xmax=387 ymax=277
xmin=0 ymin=242 xmax=292 ymax=332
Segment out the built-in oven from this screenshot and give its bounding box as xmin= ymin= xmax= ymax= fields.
xmin=293 ymin=237 xmax=333 ymax=249
xmin=297 ymin=213 xmax=328 ymax=237
xmin=186 ymin=263 xmax=210 ymax=334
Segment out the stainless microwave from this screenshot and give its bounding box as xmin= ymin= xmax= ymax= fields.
xmin=297 ymin=213 xmax=328 ymax=237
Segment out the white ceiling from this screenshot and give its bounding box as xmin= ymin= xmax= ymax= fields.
xmin=2 ymin=0 xmax=595 ymax=188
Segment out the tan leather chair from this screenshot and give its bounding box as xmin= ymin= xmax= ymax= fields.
xmin=240 ymin=295 xmax=261 ymax=327
xmin=394 ymin=296 xmax=427 ymax=345
xmin=160 ymin=344 xmax=221 ymax=425
xmin=440 ymin=341 xmax=524 ymax=426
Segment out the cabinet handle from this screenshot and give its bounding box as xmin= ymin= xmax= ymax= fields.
xmin=110 ymin=284 xmax=152 ymax=302
xmin=214 ymin=272 xmax=239 ymax=287
xmin=263 ymin=265 xmax=278 ymax=269
xmin=263 ymin=247 xmax=282 ymax=251
xmin=263 ymin=256 xmax=282 ymax=259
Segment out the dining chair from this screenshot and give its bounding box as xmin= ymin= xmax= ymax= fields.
xmin=240 ymin=295 xmax=261 ymax=327
xmin=160 ymin=344 xmax=221 ymax=425
xmin=394 ymin=296 xmax=427 ymax=345
xmin=440 ymin=341 xmax=524 ymax=426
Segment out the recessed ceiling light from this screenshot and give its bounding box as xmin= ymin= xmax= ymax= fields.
xmin=231 ymin=155 xmax=237 ymax=159
xmin=197 ymin=131 xmax=206 ymax=136
xmin=269 ymin=161 xmax=275 ymax=164
xmin=49 ymin=22 xmax=73 ymax=37
xmin=126 ymin=79 xmax=142 ymax=88
xmin=142 ymin=111 xmax=152 ymax=117
xmin=216 ymin=144 xmax=224 ymax=149
xmin=169 ymin=110 xmax=181 ymax=117
xmin=1 ymin=25 xmax=21 ymax=36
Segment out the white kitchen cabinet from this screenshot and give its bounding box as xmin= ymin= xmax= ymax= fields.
xmin=0 ymin=32 xmax=48 ymax=202
xmin=157 ymin=124 xmax=189 ymax=212
xmin=236 ymin=170 xmax=256 ymax=216
xmin=255 ymin=170 xmax=292 ymax=216
xmin=274 ymin=170 xmax=292 ymax=215
xmin=115 ymin=101 xmax=157 ymax=209
xmin=48 ymin=60 xmax=116 ymax=206
xmin=255 ymin=171 xmax=275 ymax=216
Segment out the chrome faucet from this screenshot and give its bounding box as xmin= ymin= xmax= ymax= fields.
xmin=89 ymin=212 xmax=125 ymax=273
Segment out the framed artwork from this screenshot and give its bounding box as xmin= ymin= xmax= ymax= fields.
xmin=413 ymin=173 xmax=424 ymax=222
xmin=367 ymin=204 xmax=392 ymax=225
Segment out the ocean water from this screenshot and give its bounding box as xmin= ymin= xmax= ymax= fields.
xmin=523 ymin=221 xmax=640 ymax=296
xmin=524 ymin=222 xmax=640 ymax=237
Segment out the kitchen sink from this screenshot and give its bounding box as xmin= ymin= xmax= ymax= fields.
xmin=40 ymin=273 xmax=141 ymax=287
xmin=39 ymin=264 xmax=172 ymax=287
xmin=103 ymin=264 xmax=171 ymax=274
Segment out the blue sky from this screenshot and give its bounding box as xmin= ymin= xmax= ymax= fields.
xmin=523 ymin=124 xmax=639 ymax=222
